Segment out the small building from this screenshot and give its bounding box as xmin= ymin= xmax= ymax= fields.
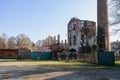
xmin=0 ymin=49 xmax=18 ymax=58
xmin=18 ymin=48 xmax=31 ymax=59
xmin=0 ymin=48 xmax=31 ymax=59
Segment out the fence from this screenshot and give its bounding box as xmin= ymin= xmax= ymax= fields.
xmin=68 ymin=51 xmax=115 ymax=66
xmin=30 ymin=52 xmax=52 ymax=60
xmin=115 ymin=53 xmax=120 ymax=61
xmin=115 ymin=56 xmax=120 ymax=61
xmin=77 ymin=53 xmax=97 ymax=63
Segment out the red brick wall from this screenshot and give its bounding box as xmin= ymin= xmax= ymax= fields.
xmin=97 ymin=0 xmax=110 ymax=51
xmin=0 ymin=49 xmax=18 ymax=58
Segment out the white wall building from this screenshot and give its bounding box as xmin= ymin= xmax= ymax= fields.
xmin=68 ymin=17 xmax=96 ymax=53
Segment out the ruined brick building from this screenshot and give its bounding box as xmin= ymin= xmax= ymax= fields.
xmin=68 ymin=17 xmax=96 ymax=53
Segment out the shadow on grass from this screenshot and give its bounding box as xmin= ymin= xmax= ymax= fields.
xmin=46 ymin=69 xmax=120 ymax=80
xmin=0 ymin=66 xmax=56 ymax=79
xmin=38 ymin=64 xmax=115 ymax=69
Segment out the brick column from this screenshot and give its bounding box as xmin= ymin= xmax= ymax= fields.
xmin=97 ymin=0 xmax=110 ymax=51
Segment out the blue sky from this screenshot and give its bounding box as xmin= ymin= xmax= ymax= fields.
xmin=0 ymin=0 xmax=99 ymax=42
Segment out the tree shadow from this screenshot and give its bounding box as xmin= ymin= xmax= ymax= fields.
xmin=0 ymin=65 xmax=120 ymax=80
xmin=46 ymin=68 xmax=120 ymax=80
xmin=0 ymin=66 xmax=56 ymax=79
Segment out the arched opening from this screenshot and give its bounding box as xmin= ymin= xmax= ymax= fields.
xmin=69 ymin=48 xmax=77 ymax=60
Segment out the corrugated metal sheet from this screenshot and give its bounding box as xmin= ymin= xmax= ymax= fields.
xmin=31 ymin=52 xmax=52 ymax=59
xmin=31 ymin=52 xmax=38 ymax=59
xmin=41 ymin=52 xmax=52 ymax=59
xmin=98 ymin=51 xmax=115 ymax=66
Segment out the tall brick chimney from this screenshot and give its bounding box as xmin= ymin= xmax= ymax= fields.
xmin=97 ymin=0 xmax=110 ymax=51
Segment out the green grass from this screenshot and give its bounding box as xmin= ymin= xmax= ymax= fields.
xmin=32 ymin=60 xmax=120 ymax=68
xmin=0 ymin=59 xmax=103 ymax=68
xmin=29 ymin=60 xmax=114 ymax=69
xmin=115 ymin=61 xmax=120 ymax=67
xmin=1 ymin=59 xmax=120 ymax=68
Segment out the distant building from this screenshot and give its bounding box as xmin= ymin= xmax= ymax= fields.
xmin=42 ymin=36 xmax=53 ymax=52
xmin=18 ymin=48 xmax=31 ymax=59
xmin=0 ymin=48 xmax=31 ymax=59
xmin=0 ymin=49 xmax=18 ymax=58
xmin=68 ymin=17 xmax=96 ymax=54
xmin=37 ymin=35 xmax=64 ymax=52
xmin=111 ymin=41 xmax=120 ymax=56
xmin=43 ymin=36 xmax=54 ymax=46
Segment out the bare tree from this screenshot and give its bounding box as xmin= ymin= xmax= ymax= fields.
xmin=109 ymin=0 xmax=120 ymax=39
xmin=110 ymin=0 xmax=120 ymax=25
xmin=34 ymin=40 xmax=43 ymax=51
xmin=7 ymin=36 xmax=17 ymax=49
xmin=0 ymin=33 xmax=8 ymax=48
xmin=16 ymin=34 xmax=32 ymax=49
xmin=35 ymin=40 xmax=43 ymax=47
xmin=0 ymin=33 xmax=8 ymax=42
xmin=110 ymin=0 xmax=120 ymax=27
xmin=0 ymin=37 xmax=6 ymax=49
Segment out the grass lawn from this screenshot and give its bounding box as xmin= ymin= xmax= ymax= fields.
xmin=0 ymin=59 xmax=120 ymax=68
xmin=115 ymin=61 xmax=120 ymax=67
xmin=16 ymin=59 xmax=101 ymax=68
xmin=0 ymin=60 xmax=109 ymax=68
